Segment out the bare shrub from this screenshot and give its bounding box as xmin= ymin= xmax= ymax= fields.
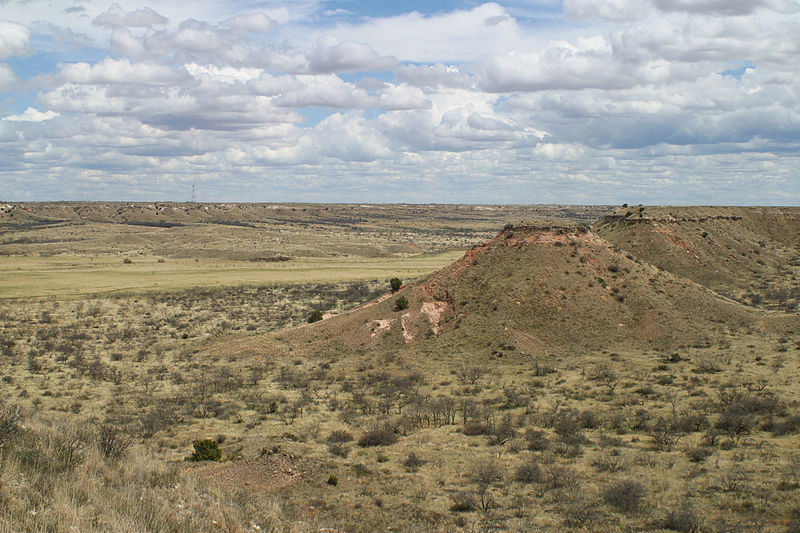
xmin=328 ymin=443 xmax=349 ymax=457
xmin=603 ymin=479 xmax=646 ymax=513
xmin=515 ymin=459 xmax=545 ymax=484
xmin=326 ymin=429 xmax=353 ymax=443
xmin=0 ymin=402 xmax=20 ymax=446
xmin=554 ymin=410 xmax=585 ymax=445
xmin=649 ymin=417 xmax=681 ymax=449
xmin=358 ymin=428 xmax=397 ymax=447
xmin=771 ymin=415 xmax=800 ymax=436
xmin=450 ymin=491 xmax=476 ymax=512
xmin=560 ymin=492 xmax=599 ymax=528
xmin=685 ymin=446 xmax=713 ymax=463
xmin=468 ymin=458 xmax=503 ymax=512
xmin=524 ymin=428 xmax=551 ymax=451
xmin=543 ymin=464 xmax=580 ymax=494
xmin=96 ymin=423 xmax=133 ymax=461
xmin=593 ymin=450 xmax=628 ymax=472
xmin=664 ymin=504 xmax=704 ymax=532
xmin=402 ymin=452 xmax=425 ymax=472
xmin=457 ymin=366 xmax=487 ymax=385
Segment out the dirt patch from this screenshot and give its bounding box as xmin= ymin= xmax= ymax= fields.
xmin=190 ymin=453 xmax=302 ymax=495
xmin=401 ymin=313 xmax=414 ymax=342
xmin=370 ymin=318 xmax=393 ymax=337
xmin=420 ymin=301 xmax=450 ymax=335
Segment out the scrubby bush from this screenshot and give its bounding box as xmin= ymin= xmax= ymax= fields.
xmin=686 ymin=446 xmax=713 ymax=463
xmin=394 ymin=296 xmax=409 ymax=311
xmin=663 ymin=504 xmax=704 ymax=532
xmin=326 ymin=429 xmax=353 ymax=443
xmin=402 ymin=452 xmax=425 ymax=472
xmin=0 ymin=402 xmax=20 ymax=445
xmin=515 ymin=460 xmax=545 ymax=484
xmin=358 ymin=428 xmax=397 ymax=447
xmin=328 ymin=443 xmax=349 ymax=457
xmin=450 ymin=491 xmax=476 ymax=512
xmin=327 ymin=474 xmax=338 ymax=486
xmin=96 ymin=423 xmax=133 ymax=461
xmin=186 ymin=439 xmax=221 ymax=462
xmin=462 ymin=420 xmax=491 ymax=436
xmin=524 ymin=429 xmax=551 ymax=451
xmin=771 ymin=415 xmax=800 ymax=435
xmin=307 ymin=309 xmax=323 ymax=323
xmin=603 ymin=479 xmax=645 ymax=513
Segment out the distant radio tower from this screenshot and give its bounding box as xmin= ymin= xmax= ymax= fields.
xmin=191 ymin=182 xmax=196 ymax=203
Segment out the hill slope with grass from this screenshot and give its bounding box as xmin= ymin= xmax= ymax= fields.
xmin=595 ymin=206 xmax=800 ymax=310
xmin=272 ymin=223 xmax=790 ymax=358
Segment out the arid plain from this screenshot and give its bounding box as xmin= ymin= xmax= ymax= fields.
xmin=1 ymin=203 xmax=799 ymax=532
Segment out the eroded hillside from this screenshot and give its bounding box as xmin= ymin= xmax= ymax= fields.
xmin=276 ymin=223 xmax=793 ymax=358
xmin=596 ymin=206 xmax=800 ymax=311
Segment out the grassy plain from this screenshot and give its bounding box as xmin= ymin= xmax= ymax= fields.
xmin=0 ymin=252 xmax=463 ymax=299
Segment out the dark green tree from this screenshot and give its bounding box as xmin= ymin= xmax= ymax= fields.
xmin=390 ymin=277 xmax=402 ymax=292
xmin=186 ymin=439 xmax=221 ymax=462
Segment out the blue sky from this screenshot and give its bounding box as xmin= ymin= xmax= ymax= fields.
xmin=0 ymin=0 xmax=799 ymax=204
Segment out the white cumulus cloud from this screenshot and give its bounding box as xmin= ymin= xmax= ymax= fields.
xmin=60 ymin=58 xmax=186 ymax=85
xmin=3 ymin=107 xmax=59 ymax=122
xmin=0 ymin=21 xmax=30 ymax=59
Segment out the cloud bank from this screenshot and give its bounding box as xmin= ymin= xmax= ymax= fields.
xmin=0 ymin=1 xmax=798 ymax=204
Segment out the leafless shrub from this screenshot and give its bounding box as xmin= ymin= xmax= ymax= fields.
xmin=326 ymin=429 xmax=353 ymax=443
xmin=328 ymin=443 xmax=349 ymax=457
xmin=717 ymin=465 xmax=748 ymax=493
xmin=515 ymin=459 xmax=545 ymax=484
xmin=685 ymin=446 xmax=713 ymax=463
xmin=457 ymin=366 xmax=487 ymax=385
xmin=603 ymin=479 xmax=645 ymax=513
xmin=0 ymin=402 xmax=20 ymax=446
xmin=589 ymin=363 xmax=619 ymax=393
xmin=664 ymin=503 xmax=704 ymax=532
xmin=468 ymin=458 xmax=503 ymax=512
xmin=358 ymin=428 xmax=397 ymax=447
xmin=402 ymin=452 xmax=426 ymax=472
xmin=96 ymin=423 xmax=133 ymax=460
xmin=523 ymin=429 xmax=551 ymax=451
xmin=277 ymin=401 xmax=305 ymax=425
xmin=560 ymin=492 xmax=599 ymax=528
xmin=649 ymin=417 xmax=681 ymax=449
xmin=593 ymin=450 xmax=628 ymax=472
xmin=450 ymin=491 xmax=476 ymax=512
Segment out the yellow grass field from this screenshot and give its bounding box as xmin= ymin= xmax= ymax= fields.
xmin=0 ymin=251 xmax=464 ymax=298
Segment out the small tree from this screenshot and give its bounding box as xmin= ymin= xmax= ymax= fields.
xmin=390 ymin=277 xmax=402 ymax=293
xmin=307 ymin=309 xmax=323 ymax=323
xmin=394 ymin=295 xmax=409 ymax=311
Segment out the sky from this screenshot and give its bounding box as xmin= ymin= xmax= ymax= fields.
xmin=0 ymin=0 xmax=799 ymax=204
